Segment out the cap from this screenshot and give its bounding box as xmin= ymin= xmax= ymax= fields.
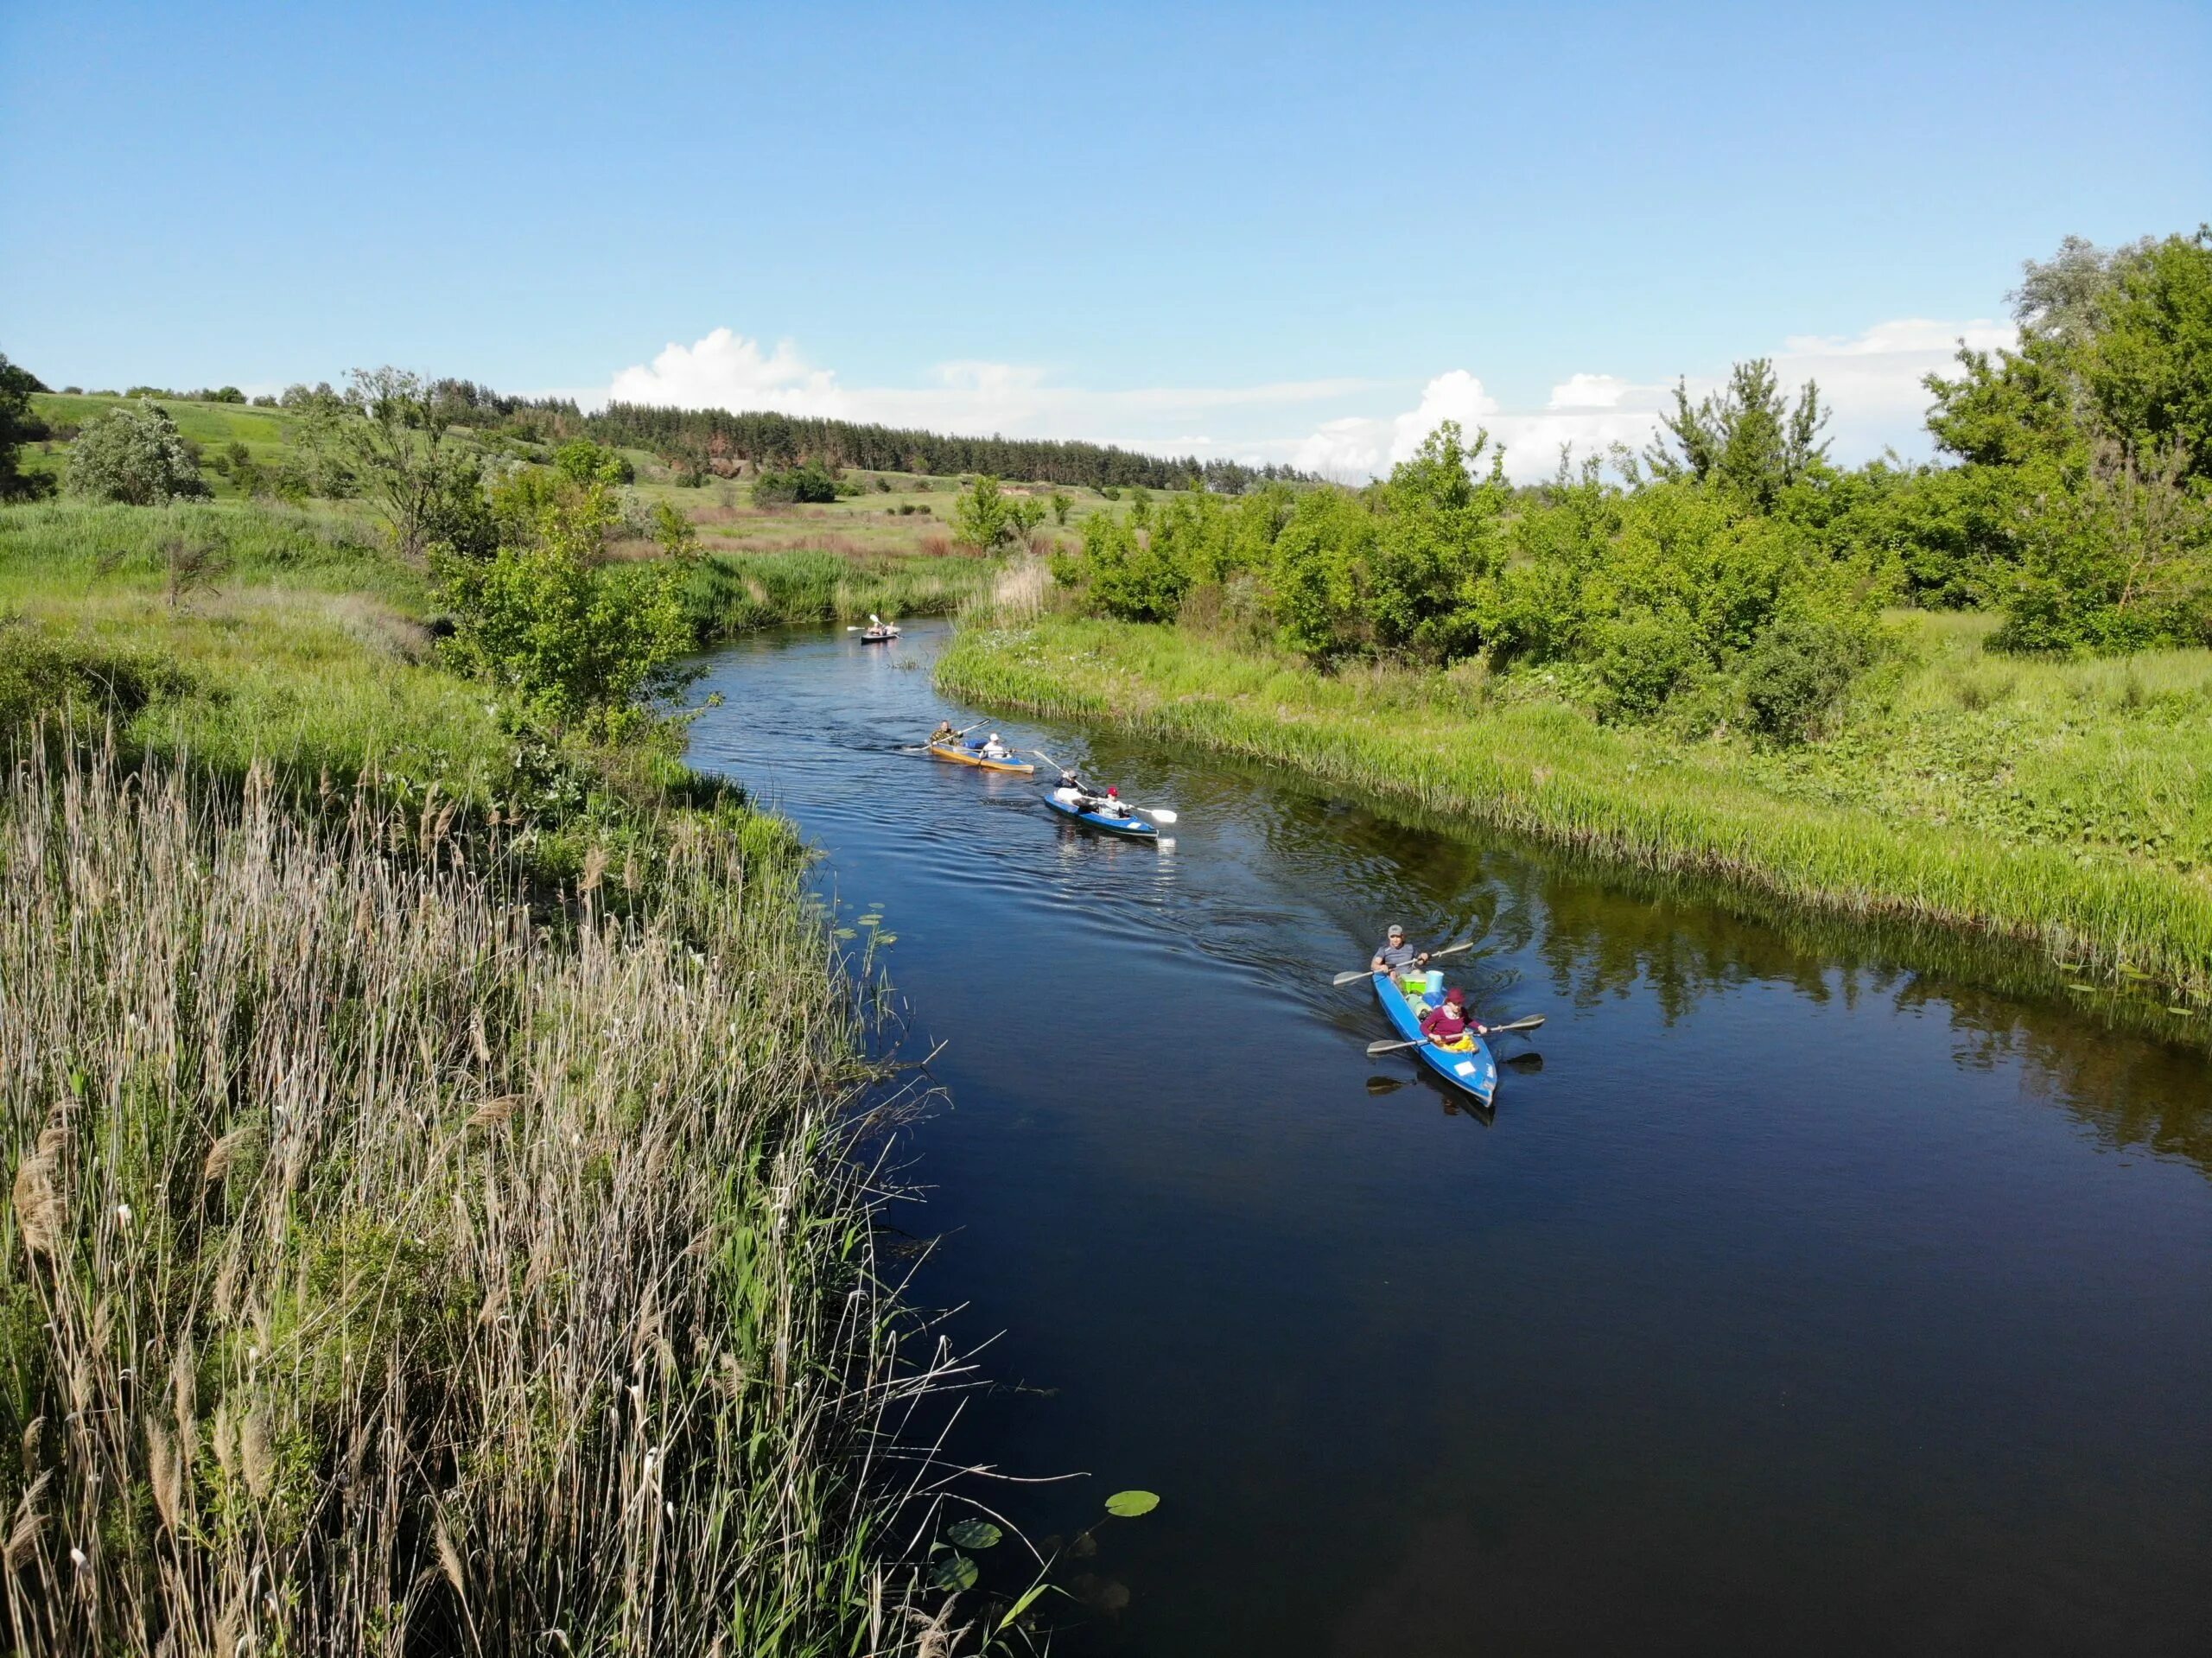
xmin=1444 ymin=986 xmax=1465 ymax=1004
xmin=1387 ymin=924 xmax=1404 ymax=937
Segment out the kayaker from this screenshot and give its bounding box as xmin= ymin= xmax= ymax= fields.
xmin=980 ymin=733 xmax=1012 ymax=760
xmin=1370 ymin=924 xmax=1430 ymax=977
xmin=1419 ymin=987 xmax=1487 ymax=1047
xmin=930 ymin=721 xmax=958 ymax=747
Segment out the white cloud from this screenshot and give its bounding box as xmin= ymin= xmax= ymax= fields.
xmin=593 ymin=316 xmax=2018 ymax=481
xmin=1290 ymin=316 xmax=2018 ymax=483
xmin=595 ymin=327 xmax=1375 ymax=454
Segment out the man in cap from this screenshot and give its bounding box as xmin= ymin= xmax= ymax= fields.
xmin=1370 ymin=924 xmax=1429 ymax=978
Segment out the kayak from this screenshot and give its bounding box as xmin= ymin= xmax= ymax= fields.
xmin=861 ymin=626 xmax=899 ymax=643
xmin=1372 ymin=971 xmax=1497 ymax=1105
xmin=928 ymin=741 xmax=1036 ymax=775
xmin=1044 ymin=788 xmax=1160 ymax=839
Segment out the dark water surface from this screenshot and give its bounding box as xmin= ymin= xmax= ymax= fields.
xmin=689 ymin=622 xmax=2212 ymax=1658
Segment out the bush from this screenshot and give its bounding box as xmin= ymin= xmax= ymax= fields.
xmin=64 ymin=398 xmax=211 ymax=505
xmin=751 ymin=463 xmax=837 ymax=505
xmin=1742 ymin=613 xmax=1875 ymax=741
xmin=1595 ymin=614 xmax=1704 ymax=721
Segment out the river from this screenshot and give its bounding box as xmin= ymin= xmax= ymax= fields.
xmin=687 ymin=620 xmax=2211 ymax=1658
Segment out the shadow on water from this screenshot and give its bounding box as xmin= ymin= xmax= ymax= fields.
xmin=686 ymin=622 xmax=2212 ymax=1658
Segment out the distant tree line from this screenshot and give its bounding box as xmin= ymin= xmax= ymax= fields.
xmin=581 ymin=403 xmax=1317 ymax=493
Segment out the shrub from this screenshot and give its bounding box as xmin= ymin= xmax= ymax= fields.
xmin=1595 ymin=614 xmax=1704 ymax=721
xmin=63 ymin=398 xmax=210 ymax=505
xmin=1742 ymin=613 xmax=1876 ymax=741
xmin=751 ymin=463 xmax=837 ymax=506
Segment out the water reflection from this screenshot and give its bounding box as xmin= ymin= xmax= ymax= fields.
xmin=686 ymin=622 xmax=2212 ymax=1657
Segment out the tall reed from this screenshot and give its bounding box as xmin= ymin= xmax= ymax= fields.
xmin=0 ymin=746 xmax=937 ymax=1655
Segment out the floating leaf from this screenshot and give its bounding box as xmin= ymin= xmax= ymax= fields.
xmin=926 ymin=1552 xmax=978 ymax=1591
xmin=858 ymin=913 xmax=883 ymax=927
xmin=2168 ymin=1006 xmax=2197 ymax=1017
xmin=1103 ymin=1490 xmax=1158 ymax=1517
xmin=2065 ymin=983 xmax=2096 ymax=994
xmin=874 ymin=932 xmax=899 ymax=945
xmin=834 ymin=928 xmax=857 ymax=940
xmin=946 ymin=1520 xmax=1001 ymax=1550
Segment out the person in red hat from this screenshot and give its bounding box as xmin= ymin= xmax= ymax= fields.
xmin=1419 ymin=986 xmax=1488 ymax=1048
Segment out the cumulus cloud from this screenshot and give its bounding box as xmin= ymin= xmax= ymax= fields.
xmin=1290 ymin=317 xmax=2016 ymax=482
xmin=593 ymin=316 xmax=2016 ymax=480
xmin=596 ymin=327 xmax=1374 ymax=453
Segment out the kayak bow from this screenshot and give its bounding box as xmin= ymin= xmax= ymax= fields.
xmin=1371 ymin=972 xmax=1497 ymax=1105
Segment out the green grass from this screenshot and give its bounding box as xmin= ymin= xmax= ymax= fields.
xmin=684 ymin=545 xmax=997 ymax=634
xmin=939 ymin=613 xmax=2212 ymax=1011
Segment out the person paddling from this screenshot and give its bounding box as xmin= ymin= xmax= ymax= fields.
xmin=930 ymin=720 xmax=958 ymax=747
xmin=1370 ymin=924 xmax=1430 ymax=979
xmin=1054 ymin=765 xmax=1118 ymax=816
xmin=979 ymin=732 xmax=1012 ymax=760
xmin=1419 ymin=986 xmax=1487 ymax=1048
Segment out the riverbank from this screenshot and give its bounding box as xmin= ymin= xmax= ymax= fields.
xmin=0 ymin=499 xmax=945 ymax=1655
xmin=938 ymin=614 xmax=2212 ymax=1007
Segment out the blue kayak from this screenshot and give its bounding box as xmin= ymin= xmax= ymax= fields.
xmin=1043 ymin=788 xmax=1160 ymax=839
xmin=1373 ymin=972 xmax=1497 ymax=1105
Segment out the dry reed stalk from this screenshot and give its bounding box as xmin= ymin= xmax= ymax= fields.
xmin=0 ymin=743 xmax=953 ymax=1657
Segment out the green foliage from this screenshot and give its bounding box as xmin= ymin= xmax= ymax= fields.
xmin=950 ymin=473 xmax=1013 ymax=549
xmin=1049 ymin=489 xmax=1073 ymax=525
xmin=1596 ymin=615 xmax=1706 ymax=721
xmin=0 ymin=352 xmax=54 ymax=502
xmin=1103 ymin=1490 xmax=1160 ymax=1517
xmin=552 ymin=437 xmax=635 ymax=486
xmin=750 ymin=462 xmax=838 ymax=505
xmin=332 ymin=367 xmax=486 ymax=562
xmin=435 ymin=478 xmax=696 ymax=740
xmin=64 ymin=397 xmax=211 ymax=505
xmin=1643 ymin=359 xmax=1832 ymax=509
xmin=1742 ymin=613 xmax=1878 ymax=741
xmin=1923 ymin=229 xmax=2212 ymax=651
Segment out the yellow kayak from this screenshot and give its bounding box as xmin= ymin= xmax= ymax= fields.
xmin=928 ymin=742 xmax=1036 ymax=775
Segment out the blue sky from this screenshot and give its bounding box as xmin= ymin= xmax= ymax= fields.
xmin=4 ymin=1 xmax=2206 ymax=475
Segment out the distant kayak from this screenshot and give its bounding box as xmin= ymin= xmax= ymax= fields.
xmin=929 ymin=742 xmax=1036 ymax=775
xmin=1044 ymin=787 xmax=1160 ymax=839
xmin=860 ymin=625 xmax=900 ymax=643
xmin=1373 ymin=972 xmax=1497 ymax=1105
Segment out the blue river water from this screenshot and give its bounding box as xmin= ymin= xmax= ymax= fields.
xmin=688 ymin=619 xmax=2211 ymax=1658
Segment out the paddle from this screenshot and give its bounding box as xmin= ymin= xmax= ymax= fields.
xmin=1363 ymin=1014 xmax=1545 ymax=1057
xmin=1331 ymin=938 xmax=1478 ymax=988
xmin=899 ymin=720 xmax=986 ymax=753
xmin=1030 ymin=751 xmax=1179 ymax=824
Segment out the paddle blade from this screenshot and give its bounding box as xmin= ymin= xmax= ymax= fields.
xmin=1332 ymin=969 xmax=1376 ymax=987
xmin=1140 ymin=808 xmax=1178 ymax=824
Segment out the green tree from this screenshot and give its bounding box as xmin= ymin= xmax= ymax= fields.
xmin=435 ymin=480 xmax=696 ymax=740
xmin=1049 ymin=490 xmax=1073 ymax=525
xmin=64 ymin=398 xmax=210 ymax=505
xmin=336 ymin=366 xmax=491 ymax=562
xmin=0 ymin=353 xmax=54 ymax=501
xmin=951 ymin=474 xmax=1014 ymax=549
xmin=1643 ymin=359 xmax=1831 ymax=507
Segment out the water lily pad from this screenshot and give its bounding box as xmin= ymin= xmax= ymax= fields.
xmin=946 ymin=1519 xmax=1001 ymax=1550
xmin=858 ymin=913 xmax=883 ymax=926
xmin=1104 ymin=1490 xmax=1159 ymax=1517
xmin=926 ymin=1552 xmax=978 ymax=1591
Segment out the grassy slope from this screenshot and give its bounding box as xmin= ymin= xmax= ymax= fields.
xmin=938 ymin=613 xmax=2212 ymax=1007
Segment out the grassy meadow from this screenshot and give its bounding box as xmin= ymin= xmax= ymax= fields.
xmin=939 ymin=605 xmax=2212 ymax=1013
